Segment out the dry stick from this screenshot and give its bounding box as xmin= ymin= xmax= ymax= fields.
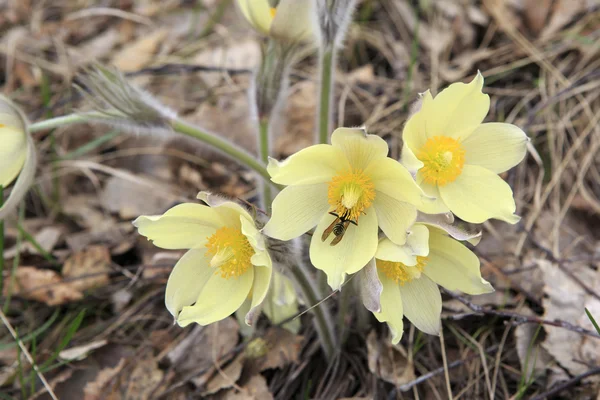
xmin=529 ymin=366 xmax=600 ymax=400
xmin=439 ymin=327 xmax=454 ymax=399
xmin=0 ymin=309 xmax=58 ymax=400
xmin=396 ymin=344 xmax=501 ymax=392
xmin=440 ymin=288 xmax=600 ymax=339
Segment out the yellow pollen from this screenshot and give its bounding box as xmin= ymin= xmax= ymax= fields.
xmin=270 ymin=7 xmax=277 ymax=18
xmin=376 ymin=256 xmax=428 ymax=285
xmin=205 ymin=227 xmax=254 ymax=279
xmin=327 ymin=169 xmax=375 ymax=222
xmin=417 ymin=136 xmax=465 ymax=186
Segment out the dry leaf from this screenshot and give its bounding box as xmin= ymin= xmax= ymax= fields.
xmin=203 ymin=353 xmax=245 ymax=396
xmin=60 ymin=340 xmax=108 ymax=362
xmin=3 ymin=266 xmax=83 ymax=306
xmin=112 ymin=29 xmax=167 ymax=71
xmin=256 ymin=327 xmax=303 ymax=372
xmin=125 ymin=353 xmax=164 ymax=400
xmin=366 ymin=330 xmax=415 ymax=388
xmin=219 ymin=374 xmax=273 ymax=400
xmin=167 ymin=318 xmax=240 ymax=386
xmin=4 ymin=226 xmax=62 ymax=259
xmin=100 ymin=176 xmax=175 ymax=219
xmin=539 ymin=260 xmax=600 ymax=379
xmin=62 ymin=246 xmax=112 ymax=292
xmin=524 ymin=0 xmax=552 ymax=35
xmin=83 ymin=358 xmax=126 ymax=400
xmin=514 ymin=307 xmax=553 ymax=379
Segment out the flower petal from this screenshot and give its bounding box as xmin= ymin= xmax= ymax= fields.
xmin=359 ymin=259 xmax=383 ymax=313
xmin=263 ymin=272 xmax=301 ymax=333
xmin=165 ymin=249 xmax=215 ymax=319
xmin=439 ymin=165 xmax=520 ymax=224
xmin=400 ymin=142 xmax=424 ymax=173
xmin=375 ymin=225 xmax=429 ymax=265
xmin=374 ymin=269 xmax=404 ymax=344
xmin=365 ymin=157 xmax=426 ymax=206
xmin=461 ymin=123 xmax=529 ymax=173
xmin=423 ymin=229 xmax=494 ymax=295
xmin=399 ymin=275 xmax=441 ymax=336
xmin=372 ymin=191 xmax=417 ymax=245
xmin=177 ymin=267 xmax=254 ymax=327
xmin=197 ymin=192 xmax=253 ymax=228
xmin=310 ymin=207 xmax=378 ymax=290
xmin=402 ymin=91 xmax=434 ymax=154
xmin=246 ymin=265 xmax=272 ymax=325
xmin=415 ymin=173 xmax=451 ymax=214
xmin=270 ymin=0 xmax=315 ymax=42
xmin=0 ymin=131 xmax=36 ymax=220
xmin=236 ymin=0 xmax=273 ymax=35
xmin=133 ymin=203 xmax=222 ymax=249
xmin=0 ymin=126 xmax=27 ymax=187
xmin=417 ymin=213 xmax=482 ymax=245
xmin=263 ymin=183 xmax=329 ymax=240
xmin=330 ymin=127 xmax=388 ymax=170
xmin=426 ymin=72 xmax=490 ymax=140
xmin=267 ymin=145 xmax=348 ymax=185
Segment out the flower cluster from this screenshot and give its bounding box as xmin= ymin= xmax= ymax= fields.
xmin=135 ymin=73 xmax=528 ymax=343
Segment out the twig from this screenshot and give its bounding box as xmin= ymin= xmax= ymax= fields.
xmin=441 ymin=288 xmax=600 ymax=339
xmin=397 ymin=345 xmax=500 ymax=392
xmin=529 ymin=366 xmax=600 ymax=400
xmin=439 ymin=326 xmax=454 ymax=399
xmin=0 ymin=309 xmax=58 ymax=400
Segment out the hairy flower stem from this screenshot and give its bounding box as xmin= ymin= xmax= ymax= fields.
xmin=318 ymin=45 xmax=334 ymax=144
xmin=29 ymin=114 xmax=275 ymax=186
xmin=291 ymin=261 xmax=337 ymax=360
xmin=258 ymin=117 xmax=272 ymax=208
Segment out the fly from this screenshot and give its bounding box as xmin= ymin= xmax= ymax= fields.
xmin=321 ymin=211 xmax=358 ymax=246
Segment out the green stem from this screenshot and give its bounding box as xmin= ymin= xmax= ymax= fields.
xmin=258 ymin=117 xmax=272 ymax=208
xmin=290 ymin=262 xmax=337 ymax=360
xmin=29 ymin=114 xmax=91 ymax=133
xmin=29 ymin=114 xmax=275 ymax=186
xmin=0 ymin=185 xmax=4 ymax=293
xmin=171 ymin=118 xmax=272 ymax=184
xmin=318 ymin=46 xmax=335 ymax=144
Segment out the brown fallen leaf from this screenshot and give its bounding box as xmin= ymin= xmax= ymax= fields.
xmin=125 ymin=353 xmax=164 ymax=400
xmin=203 ymin=353 xmax=245 ymax=396
xmin=255 ymin=327 xmax=303 ymax=372
xmin=219 ymin=375 xmax=274 ymax=400
xmin=111 ymin=29 xmax=168 ymax=72
xmin=62 ymin=246 xmax=112 ymax=292
xmin=366 ymin=330 xmax=415 ymax=387
xmin=83 ymin=358 xmax=126 ymax=400
xmin=3 ymin=266 xmax=83 ymax=306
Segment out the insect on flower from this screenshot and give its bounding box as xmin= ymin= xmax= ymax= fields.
xmin=321 ymin=210 xmax=358 ymax=246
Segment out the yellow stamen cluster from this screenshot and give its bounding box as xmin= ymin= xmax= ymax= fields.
xmin=417 ymin=136 xmax=465 ymax=186
xmin=327 ymin=169 xmax=375 ymax=222
xmin=205 ymin=227 xmax=254 ymax=279
xmin=269 ymin=7 xmax=277 ymax=18
xmin=377 ymin=256 xmax=428 ymax=285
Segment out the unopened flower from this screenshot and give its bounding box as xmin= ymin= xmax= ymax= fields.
xmin=263 ymin=270 xmax=301 ymax=333
xmin=77 ymin=66 xmax=176 ymax=136
xmin=360 ymin=223 xmax=494 ymax=344
xmin=133 ymin=192 xmax=272 ymax=327
xmin=0 ymin=95 xmax=37 ymax=220
xmin=401 ymin=72 xmax=528 ymax=224
xmin=237 ymin=0 xmax=316 ymax=43
xmin=263 ymin=127 xmax=427 ymax=290
xmin=315 ymin=0 xmax=357 ymax=47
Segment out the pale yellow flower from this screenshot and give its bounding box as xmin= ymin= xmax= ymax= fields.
xmin=263 ymin=271 xmax=301 ymax=333
xmin=263 ymin=127 xmax=427 ymax=290
xmin=0 ymin=95 xmax=37 ymax=220
xmin=360 ymin=223 xmax=493 ymax=344
xmin=237 ymin=0 xmax=315 ymax=42
xmin=0 ymin=97 xmax=28 ymax=187
xmin=401 ymin=72 xmax=528 ymax=224
xmin=133 ymin=192 xmax=272 ymax=327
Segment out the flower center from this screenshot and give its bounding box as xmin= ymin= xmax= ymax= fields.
xmin=270 ymin=7 xmax=277 ymax=18
xmin=376 ymin=256 xmax=428 ymax=285
xmin=205 ymin=227 xmax=254 ymax=279
xmin=327 ymin=169 xmax=375 ymax=222
xmin=417 ymin=136 xmax=465 ymax=186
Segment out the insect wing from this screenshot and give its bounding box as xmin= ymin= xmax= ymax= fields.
xmin=330 ymin=220 xmax=351 ymax=246
xmin=321 ymin=217 xmax=340 ymax=242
